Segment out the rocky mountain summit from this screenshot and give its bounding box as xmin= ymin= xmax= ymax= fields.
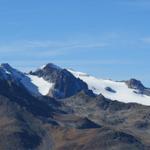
xmin=30 ymin=63 xmax=94 ymax=99
xmin=0 ymin=63 xmax=150 ymax=150
xmin=125 ymin=78 xmax=150 ymax=96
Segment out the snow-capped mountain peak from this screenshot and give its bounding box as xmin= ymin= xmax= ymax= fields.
xmin=0 ymin=63 xmax=24 ymax=80
xmin=0 ymin=63 xmax=12 ymax=71
xmin=30 ymin=64 xmax=91 ymax=99
xmin=41 ymin=63 xmax=62 ymax=70
xmin=68 ymin=69 xmax=150 ymax=106
xmin=0 ymin=63 xmax=53 ymax=96
xmin=1 ymin=63 xmax=150 ymax=106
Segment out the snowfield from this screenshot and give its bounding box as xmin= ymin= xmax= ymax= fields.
xmin=1 ymin=63 xmax=150 ymax=106
xmin=23 ymin=75 xmax=54 ymax=96
xmin=68 ymin=69 xmax=150 ymax=106
xmin=0 ymin=64 xmax=54 ymax=96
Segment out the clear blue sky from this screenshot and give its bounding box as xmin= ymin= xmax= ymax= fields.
xmin=0 ymin=0 xmax=150 ymax=86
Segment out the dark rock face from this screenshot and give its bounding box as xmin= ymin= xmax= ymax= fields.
xmin=30 ymin=63 xmax=62 ymax=83
xmin=143 ymin=89 xmax=150 ymax=96
xmin=135 ymin=121 xmax=149 ymax=130
xmin=77 ymin=118 xmax=101 ymax=129
xmin=13 ymin=130 xmax=41 ymax=149
xmin=0 ymin=78 xmax=54 ymax=117
xmin=105 ymin=87 xmax=116 ymax=93
xmin=125 ymin=78 xmax=150 ymax=96
xmin=125 ymin=79 xmax=145 ymax=90
xmin=30 ymin=63 xmax=94 ymax=99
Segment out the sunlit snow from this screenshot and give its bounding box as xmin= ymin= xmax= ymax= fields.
xmin=27 ymin=75 xmax=53 ymax=96
xmin=68 ymin=69 xmax=150 ymax=106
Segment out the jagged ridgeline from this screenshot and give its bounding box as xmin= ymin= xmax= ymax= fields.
xmin=0 ymin=63 xmax=150 ymax=150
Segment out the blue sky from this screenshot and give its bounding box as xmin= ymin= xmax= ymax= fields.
xmin=0 ymin=0 xmax=150 ymax=86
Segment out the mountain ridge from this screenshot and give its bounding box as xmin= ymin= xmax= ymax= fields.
xmin=0 ymin=62 xmax=150 ymax=149
xmin=0 ymin=63 xmax=150 ymax=105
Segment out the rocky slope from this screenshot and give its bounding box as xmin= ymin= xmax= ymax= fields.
xmin=0 ymin=63 xmax=150 ymax=150
xmin=30 ymin=63 xmax=94 ymax=99
xmin=60 ymin=91 xmax=150 ymax=149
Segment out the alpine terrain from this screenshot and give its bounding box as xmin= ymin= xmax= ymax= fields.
xmin=0 ymin=63 xmax=150 ymax=150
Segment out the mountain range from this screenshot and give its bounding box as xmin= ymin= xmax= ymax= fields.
xmin=0 ymin=63 xmax=150 ymax=150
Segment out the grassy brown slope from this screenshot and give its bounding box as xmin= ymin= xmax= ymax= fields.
xmin=63 ymin=91 xmax=150 ymax=148
xmin=47 ymin=126 xmax=147 ymax=150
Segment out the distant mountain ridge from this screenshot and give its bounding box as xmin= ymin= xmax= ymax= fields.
xmin=68 ymin=69 xmax=150 ymax=105
xmin=0 ymin=63 xmax=150 ymax=150
xmin=0 ymin=63 xmax=150 ymax=105
xmin=30 ymin=63 xmax=94 ymax=99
